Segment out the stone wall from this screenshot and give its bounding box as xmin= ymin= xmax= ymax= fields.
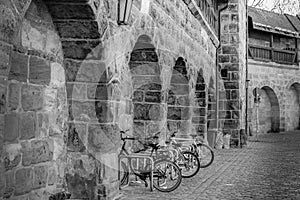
xmin=0 ymin=0 xmax=221 ymax=199
xmin=1 ymin=0 xmax=66 ymax=199
xmin=248 ymin=60 xmax=300 ymax=135
xmin=218 ymin=0 xmax=247 ymax=144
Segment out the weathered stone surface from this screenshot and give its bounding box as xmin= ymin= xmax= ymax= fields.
xmin=145 ymin=91 xmax=161 ymax=103
xmin=46 ymin=4 xmax=95 ymax=20
xmin=19 ymin=112 xmax=36 ymax=140
xmin=133 ymin=91 xmax=144 ymax=102
xmin=167 ymin=106 xmax=191 ymax=120
xmin=22 ymin=140 xmax=53 ymax=166
xmin=4 ymin=113 xmax=19 ymax=143
xmin=33 ymin=165 xmax=48 ymax=189
xmin=67 ymin=83 xmax=87 ymax=100
xmin=47 ymin=167 xmax=56 ymax=186
xmin=55 ymin=20 xmax=100 ymax=39
xmin=64 ymin=59 xmax=107 ymax=82
xmin=0 ymin=5 xmax=18 ymax=43
xmin=169 ymin=84 xmax=189 ymax=95
xmin=67 ymin=123 xmax=86 ymax=152
xmin=15 ymin=168 xmax=33 ymax=195
xmin=88 ymin=124 xmax=119 ymax=153
xmin=8 ymin=51 xmax=28 ymax=82
xmin=29 ymin=56 xmax=50 ymax=85
xmin=134 ymin=103 xmax=163 ymax=121
xmin=130 ymin=62 xmax=160 ymax=76
xmin=0 ymin=42 xmax=11 ymax=76
xmin=4 ymin=152 xmax=21 ymax=171
xmin=4 ymin=170 xmax=15 ymax=198
xmin=36 ymin=112 xmax=49 ymax=138
xmin=8 ymin=83 xmax=20 ymax=110
xmin=62 ymin=40 xmax=101 ymax=60
xmin=0 ymin=83 xmax=6 ymax=113
xmin=66 ymin=173 xmax=96 ymax=199
xmin=21 ymin=84 xmax=43 ymax=111
xmin=87 ymin=84 xmax=111 ymax=100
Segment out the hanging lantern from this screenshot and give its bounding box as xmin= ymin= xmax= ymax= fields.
xmin=118 ymin=0 xmax=133 ymax=25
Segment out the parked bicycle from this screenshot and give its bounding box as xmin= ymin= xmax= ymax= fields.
xmin=169 ymin=133 xmax=214 ymax=168
xmin=119 ymin=130 xmax=182 ymax=192
xmin=165 ymin=132 xmax=200 ymax=178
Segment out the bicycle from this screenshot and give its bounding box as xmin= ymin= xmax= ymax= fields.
xmin=169 ymin=133 xmax=214 ymax=168
xmin=118 ymin=130 xmax=182 ymax=192
xmin=165 ymin=132 xmax=200 ymax=178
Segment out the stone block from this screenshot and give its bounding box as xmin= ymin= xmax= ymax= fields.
xmin=169 ymin=84 xmax=189 ymax=95
xmin=193 ymin=107 xmax=206 ymax=117
xmin=48 ymin=167 xmax=56 ymax=186
xmin=224 ymin=82 xmax=239 ymax=89
xmin=195 ymin=98 xmax=206 ymax=107
xmin=130 ymin=49 xmax=158 ymax=62
xmin=130 ymin=62 xmax=160 ymax=76
xmin=67 ymin=123 xmax=86 ymax=152
xmin=0 ymin=5 xmax=18 ymax=43
xmin=4 ymin=113 xmax=19 ymax=143
xmin=62 ymin=40 xmax=101 ymax=60
xmin=229 ymin=24 xmax=238 ymax=33
xmin=33 ymin=165 xmax=48 ymax=189
xmin=22 ymin=140 xmax=53 ymax=166
xmin=176 ymin=95 xmax=189 ymax=106
xmin=4 ymin=152 xmax=21 ymax=171
xmin=133 ymin=76 xmax=161 ymax=90
xmin=4 ymin=170 xmax=15 ymax=198
xmin=192 ymin=116 xmax=206 ymax=124
xmin=36 ymin=112 xmax=49 ymax=138
xmin=222 ymin=46 xmax=237 ymax=55
xmin=134 ymin=103 xmax=163 ymax=121
xmin=21 ymin=84 xmax=43 ymax=111
xmin=19 ymin=112 xmax=36 ymax=140
xmin=15 ymin=168 xmax=33 ymax=195
xmin=195 ymin=91 xmax=206 ymax=98
xmin=29 ymin=56 xmax=50 ymax=85
xmin=167 ymin=94 xmax=176 ymax=105
xmin=218 ymin=55 xmax=230 ymax=63
xmin=167 ymin=106 xmax=191 ymax=120
xmin=55 ymin=20 xmax=100 ymax=39
xmin=64 ymin=59 xmax=107 ymax=83
xmin=46 ymin=4 xmax=95 ymax=20
xmin=87 ymin=84 xmax=111 ymax=100
xmin=8 ymin=51 xmax=28 ymax=82
xmin=8 ymin=82 xmax=20 ymax=110
xmin=145 ymin=91 xmax=161 ymax=103
xmin=0 ymin=83 xmax=6 ymax=113
xmin=67 ymin=83 xmax=87 ymax=100
xmin=66 ymin=173 xmax=96 ymax=200
xmin=88 ymin=124 xmax=119 ymax=153
xmin=0 ymin=42 xmax=11 ymax=76
xmin=133 ymin=90 xmax=144 ymax=102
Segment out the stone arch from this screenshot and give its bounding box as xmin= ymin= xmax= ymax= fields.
xmin=129 ymin=34 xmax=163 ymax=141
xmin=167 ymin=57 xmax=191 ymax=137
xmin=252 ymin=86 xmax=280 ymax=134
xmin=286 ymin=82 xmax=300 ymax=131
xmin=192 ymin=69 xmax=207 ymax=138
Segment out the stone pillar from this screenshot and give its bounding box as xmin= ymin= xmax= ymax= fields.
xmin=218 ymin=0 xmax=247 ymax=145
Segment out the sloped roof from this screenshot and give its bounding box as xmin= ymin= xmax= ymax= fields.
xmin=285 ymin=14 xmax=300 ymax=32
xmin=248 ymin=6 xmax=299 ymax=36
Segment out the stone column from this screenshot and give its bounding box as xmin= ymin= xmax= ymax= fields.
xmin=218 ymin=0 xmax=247 ymax=145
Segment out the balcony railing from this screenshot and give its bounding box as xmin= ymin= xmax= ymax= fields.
xmin=249 ymin=44 xmax=298 ymax=65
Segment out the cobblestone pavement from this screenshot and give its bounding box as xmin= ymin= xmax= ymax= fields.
xmin=119 ymin=131 xmax=300 ymax=200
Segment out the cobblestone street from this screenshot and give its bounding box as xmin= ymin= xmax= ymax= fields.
xmin=120 ymin=131 xmax=300 ymax=200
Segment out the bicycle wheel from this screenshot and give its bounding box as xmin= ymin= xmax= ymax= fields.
xmin=178 ymin=151 xmax=200 ymax=178
xmin=152 ymin=159 xmax=182 ymax=192
xmin=196 ymin=143 xmax=214 ymax=168
xmin=120 ymin=161 xmax=129 ymax=186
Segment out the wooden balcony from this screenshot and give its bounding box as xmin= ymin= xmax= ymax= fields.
xmin=248 ymin=44 xmax=298 ymax=65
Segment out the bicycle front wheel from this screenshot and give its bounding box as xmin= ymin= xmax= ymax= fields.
xmin=120 ymin=161 xmax=129 ymax=186
xmin=152 ymin=159 xmax=182 ymax=192
xmin=178 ymin=151 xmax=200 ymax=178
xmin=196 ymin=143 xmax=214 ymax=168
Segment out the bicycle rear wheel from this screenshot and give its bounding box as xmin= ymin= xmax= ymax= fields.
xmin=120 ymin=161 xmax=129 ymax=186
xmin=196 ymin=143 xmax=214 ymax=168
xmin=152 ymin=159 xmax=182 ymax=192
xmin=178 ymin=151 xmax=200 ymax=178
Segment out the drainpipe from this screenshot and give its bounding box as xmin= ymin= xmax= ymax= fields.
xmin=216 ymin=2 xmax=229 ymax=132
xmin=245 ymin=0 xmax=249 ymax=140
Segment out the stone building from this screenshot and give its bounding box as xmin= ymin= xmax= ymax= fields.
xmin=247 ymin=7 xmax=300 ymax=135
xmin=0 ymin=0 xmax=247 ymax=199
